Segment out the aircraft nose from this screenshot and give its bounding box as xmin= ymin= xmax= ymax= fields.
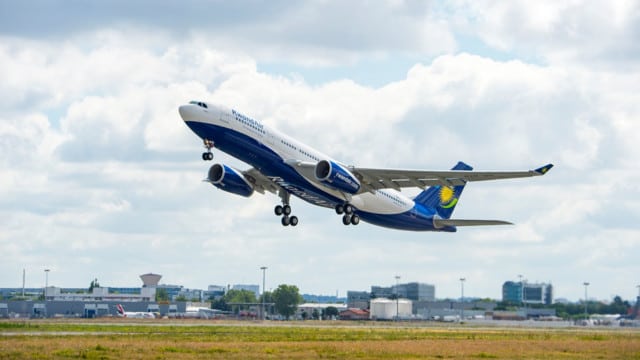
xmin=178 ymin=104 xmax=192 ymax=120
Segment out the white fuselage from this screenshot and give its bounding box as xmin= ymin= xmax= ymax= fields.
xmin=179 ymin=102 xmax=414 ymax=215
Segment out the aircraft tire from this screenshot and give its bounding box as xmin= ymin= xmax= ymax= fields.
xmin=290 ymin=216 xmax=298 ymax=226
xmin=281 ymin=216 xmax=290 ymax=226
xmin=342 ymin=214 xmax=351 ymax=225
xmin=335 ymin=204 xmax=344 ymax=215
xmin=344 ymin=204 xmax=354 ymax=214
xmin=274 ymin=205 xmax=283 ymax=216
xmin=283 ymin=205 xmax=292 ymax=215
xmin=350 ymin=214 xmax=360 ymax=225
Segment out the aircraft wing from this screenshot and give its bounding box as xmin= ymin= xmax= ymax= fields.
xmin=242 ymin=168 xmax=281 ymax=195
xmin=352 ymin=164 xmax=553 ymax=193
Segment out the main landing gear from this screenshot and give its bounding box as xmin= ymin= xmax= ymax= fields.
xmin=202 ymin=139 xmax=214 ymax=161
xmin=335 ymin=203 xmax=360 ymax=226
xmin=275 ymin=190 xmax=298 ymax=227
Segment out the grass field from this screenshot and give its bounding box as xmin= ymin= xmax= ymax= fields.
xmin=1 ymin=319 xmax=639 ymax=359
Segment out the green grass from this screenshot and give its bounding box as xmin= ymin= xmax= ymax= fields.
xmin=1 ymin=319 xmax=639 ymax=359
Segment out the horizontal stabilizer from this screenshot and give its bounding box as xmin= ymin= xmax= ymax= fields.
xmin=433 ymin=219 xmax=513 ymax=228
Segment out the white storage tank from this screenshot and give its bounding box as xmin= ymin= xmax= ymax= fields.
xmin=370 ymin=298 xmax=412 ymax=320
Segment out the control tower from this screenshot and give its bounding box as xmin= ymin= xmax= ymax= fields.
xmin=140 ymin=273 xmax=162 ymax=287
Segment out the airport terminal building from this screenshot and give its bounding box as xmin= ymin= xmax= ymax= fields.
xmin=502 ymin=281 xmax=553 ymax=305
xmin=0 ymin=273 xmax=184 ymax=318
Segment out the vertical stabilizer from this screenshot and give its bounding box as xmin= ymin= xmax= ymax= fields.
xmin=413 ymin=161 xmax=472 ymax=219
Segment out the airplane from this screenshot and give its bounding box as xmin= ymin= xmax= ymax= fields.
xmin=115 ymin=304 xmax=156 ymax=319
xmin=178 ymin=101 xmax=553 ymax=231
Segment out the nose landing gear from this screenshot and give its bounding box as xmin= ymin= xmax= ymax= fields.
xmin=202 ymin=139 xmax=214 ymax=161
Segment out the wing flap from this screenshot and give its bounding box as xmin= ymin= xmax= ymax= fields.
xmin=243 ymin=168 xmax=281 ymax=194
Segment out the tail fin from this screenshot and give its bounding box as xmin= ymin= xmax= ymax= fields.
xmin=413 ymin=161 xmax=472 ymax=219
xmin=116 ymin=304 xmax=125 ymax=316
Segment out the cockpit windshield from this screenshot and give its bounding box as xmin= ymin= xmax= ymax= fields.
xmin=189 ymin=100 xmax=208 ymax=109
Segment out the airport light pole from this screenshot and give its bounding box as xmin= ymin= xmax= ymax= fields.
xmin=395 ymin=275 xmax=400 ymax=321
xmin=460 ymin=278 xmax=465 ymax=321
xmin=518 ymin=274 xmax=527 ymax=318
xmin=260 ymin=266 xmax=267 ymax=321
xmin=517 ymin=274 xmax=523 ymax=304
xmin=44 ymin=269 xmax=50 ymax=301
xmin=583 ymin=282 xmax=590 ymax=318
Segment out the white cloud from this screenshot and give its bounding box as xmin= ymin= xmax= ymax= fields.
xmin=457 ymin=0 xmax=640 ymax=69
xmin=0 ymin=2 xmax=638 ymax=300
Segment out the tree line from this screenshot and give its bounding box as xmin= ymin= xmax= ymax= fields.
xmin=210 ymin=284 xmax=304 ymax=319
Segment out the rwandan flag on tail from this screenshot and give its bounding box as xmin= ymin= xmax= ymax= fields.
xmin=413 ymin=161 xmax=472 ymax=219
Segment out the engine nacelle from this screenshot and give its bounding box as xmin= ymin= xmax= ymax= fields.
xmin=207 ymin=163 xmax=254 ymax=197
xmin=314 ymin=160 xmax=361 ymax=194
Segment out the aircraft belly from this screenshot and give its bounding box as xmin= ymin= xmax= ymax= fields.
xmin=351 ymin=193 xmax=411 ymax=215
xmin=356 ymin=211 xmax=455 ymax=232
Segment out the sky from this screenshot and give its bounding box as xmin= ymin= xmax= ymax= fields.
xmin=1 ymin=0 xmax=639 ymax=302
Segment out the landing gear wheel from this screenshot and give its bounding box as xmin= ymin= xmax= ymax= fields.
xmin=276 ymin=191 xmax=297 ymax=227
xmin=202 ymin=139 xmax=214 ymax=161
xmin=335 ymin=204 xmax=344 ymax=215
xmin=350 ymin=214 xmax=360 ymax=225
xmin=342 ymin=214 xmax=352 ymax=226
xmin=344 ymin=204 xmax=354 ymax=215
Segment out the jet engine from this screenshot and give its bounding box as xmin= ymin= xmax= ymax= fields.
xmin=314 ymin=160 xmax=361 ymax=194
xmin=207 ymin=163 xmax=254 ymax=197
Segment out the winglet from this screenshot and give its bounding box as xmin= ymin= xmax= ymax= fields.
xmin=534 ymin=163 xmax=553 ymax=175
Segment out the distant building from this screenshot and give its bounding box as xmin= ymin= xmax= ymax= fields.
xmin=2 ymin=301 xmax=186 ymax=318
xmin=340 ymin=308 xmax=370 ymax=320
xmin=203 ymin=285 xmax=226 ymax=300
xmin=232 ymin=284 xmax=259 ymax=298
xmin=371 ymin=282 xmax=435 ymax=302
xmin=502 ymin=281 xmax=522 ymax=303
xmin=371 ymin=286 xmax=393 ymax=299
xmin=502 ymin=281 xmax=553 ymax=305
xmin=0 ymin=303 xmax=8 ymax=318
xmin=414 ymin=300 xmax=497 ymax=320
xmin=399 ymin=282 xmax=435 ymax=301
xmin=156 ymin=285 xmax=183 ymax=300
xmin=44 ymin=286 xmax=155 ymax=302
xmin=174 ymin=288 xmax=203 ymax=301
xmin=347 ymin=291 xmax=370 ymax=309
